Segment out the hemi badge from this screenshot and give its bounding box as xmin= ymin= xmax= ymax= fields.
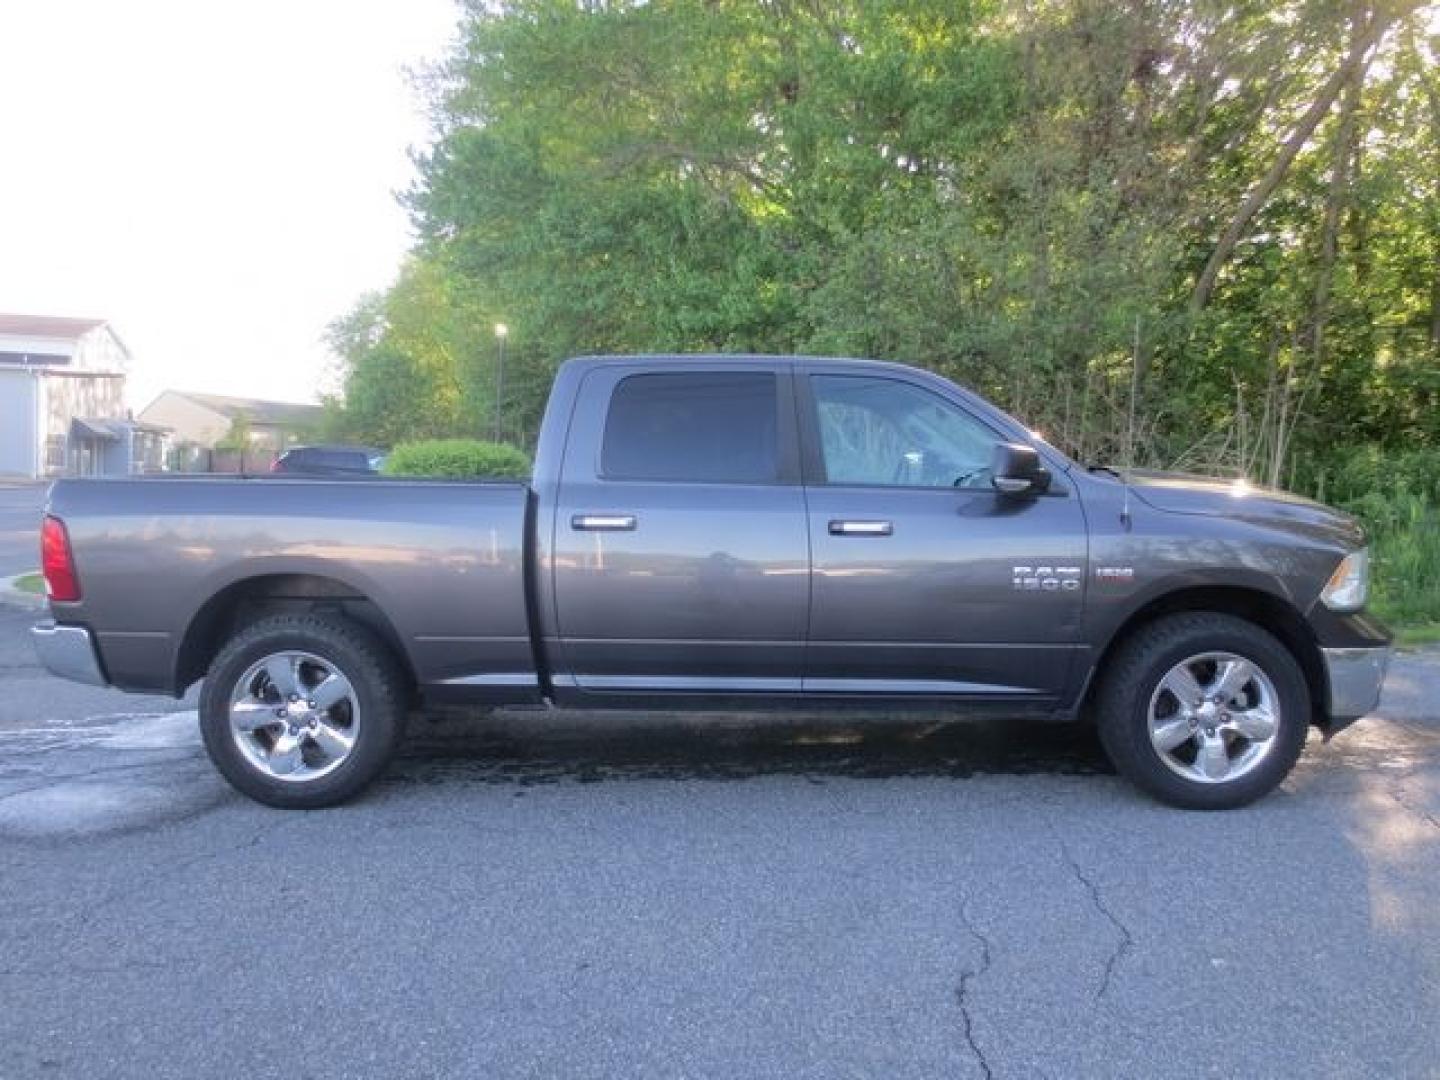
xmin=1096 ymin=567 xmax=1135 ymax=582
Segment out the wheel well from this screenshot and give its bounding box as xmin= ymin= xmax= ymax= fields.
xmin=175 ymin=574 xmax=414 ymax=696
xmin=1085 ymin=587 xmax=1328 ymax=723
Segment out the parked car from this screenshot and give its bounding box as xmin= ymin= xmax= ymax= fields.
xmin=271 ymin=445 xmax=384 ymax=475
xmin=32 ymin=355 xmax=1390 ymax=810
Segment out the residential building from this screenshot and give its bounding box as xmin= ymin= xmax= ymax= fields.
xmin=0 ymin=314 xmax=162 ymax=478
xmin=139 ymin=390 xmax=323 ymax=467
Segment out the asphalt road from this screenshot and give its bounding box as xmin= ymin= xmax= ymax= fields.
xmin=1 ymin=602 xmax=1438 ymax=1078
xmin=0 ymin=481 xmax=45 ymax=577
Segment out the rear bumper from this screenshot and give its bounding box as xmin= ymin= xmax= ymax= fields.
xmin=30 ymin=621 xmax=108 ymax=687
xmin=1321 ymin=645 xmax=1390 ymax=721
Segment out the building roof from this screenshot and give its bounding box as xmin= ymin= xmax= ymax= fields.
xmin=154 ymin=390 xmax=323 ymax=426
xmin=0 ymin=314 xmax=107 ymax=340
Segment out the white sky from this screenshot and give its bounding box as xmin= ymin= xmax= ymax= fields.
xmin=0 ymin=0 xmax=459 ymax=410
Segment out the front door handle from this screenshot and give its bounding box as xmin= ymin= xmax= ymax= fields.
xmin=572 ymin=514 xmax=637 ymax=532
xmin=828 ymin=519 xmax=893 ymax=537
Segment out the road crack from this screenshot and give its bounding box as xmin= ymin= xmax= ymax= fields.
xmin=1389 ymin=785 xmax=1440 ymax=836
xmin=955 ymin=897 xmax=995 ymax=1080
xmin=1057 ymin=839 xmax=1133 ymax=1000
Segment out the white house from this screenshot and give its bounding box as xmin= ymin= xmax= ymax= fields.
xmin=0 ymin=314 xmax=165 ymax=478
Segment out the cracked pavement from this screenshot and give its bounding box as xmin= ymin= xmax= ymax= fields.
xmin=2 ymin=592 xmax=1439 ymax=1078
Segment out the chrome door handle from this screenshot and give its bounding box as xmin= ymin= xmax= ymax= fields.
xmin=572 ymin=514 xmax=637 ymax=532
xmin=828 ymin=519 xmax=893 ymax=536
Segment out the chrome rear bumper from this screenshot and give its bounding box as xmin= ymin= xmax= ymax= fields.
xmin=30 ymin=621 xmax=108 ymax=687
xmin=1321 ymin=645 xmax=1390 ymax=720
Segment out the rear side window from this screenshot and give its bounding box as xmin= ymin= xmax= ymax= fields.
xmin=601 ymin=372 xmax=779 ymax=483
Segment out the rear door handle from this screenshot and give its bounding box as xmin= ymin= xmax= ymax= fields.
xmin=572 ymin=514 xmax=637 ymax=532
xmin=828 ymin=519 xmax=893 ymax=536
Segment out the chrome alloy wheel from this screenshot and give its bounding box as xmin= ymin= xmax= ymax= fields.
xmin=1146 ymin=651 xmax=1281 ymax=785
xmin=228 ymin=650 xmax=361 ymax=783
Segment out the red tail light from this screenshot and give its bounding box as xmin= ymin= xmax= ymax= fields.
xmin=41 ymin=516 xmax=81 ymax=602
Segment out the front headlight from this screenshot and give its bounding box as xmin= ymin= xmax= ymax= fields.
xmin=1320 ymin=548 xmax=1370 ymax=612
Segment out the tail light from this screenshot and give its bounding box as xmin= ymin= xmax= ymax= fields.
xmin=40 ymin=515 xmax=81 ymax=602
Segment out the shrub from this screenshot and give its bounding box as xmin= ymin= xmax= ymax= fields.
xmin=1300 ymin=447 xmax=1440 ymax=629
xmin=381 ymin=439 xmax=531 ymax=480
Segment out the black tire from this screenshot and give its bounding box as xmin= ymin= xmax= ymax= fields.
xmin=199 ymin=613 xmax=408 ymax=808
xmin=1095 ymin=612 xmax=1310 ymax=811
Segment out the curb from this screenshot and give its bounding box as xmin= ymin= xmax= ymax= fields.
xmin=0 ymin=573 xmax=46 ymax=612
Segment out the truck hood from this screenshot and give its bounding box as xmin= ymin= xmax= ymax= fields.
xmin=1122 ymin=469 xmax=1366 ymax=549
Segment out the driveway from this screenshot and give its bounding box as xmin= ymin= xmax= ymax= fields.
xmin=0 ymin=602 xmax=1437 ymax=1078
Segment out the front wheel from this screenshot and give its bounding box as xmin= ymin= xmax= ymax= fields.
xmin=199 ymin=613 xmax=407 ymax=808
xmin=1095 ymin=613 xmax=1310 ymax=810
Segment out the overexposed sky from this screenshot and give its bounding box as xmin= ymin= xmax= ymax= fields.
xmin=0 ymin=0 xmax=458 ymax=410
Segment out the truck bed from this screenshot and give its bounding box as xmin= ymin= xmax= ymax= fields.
xmin=46 ymin=476 xmax=538 ymax=696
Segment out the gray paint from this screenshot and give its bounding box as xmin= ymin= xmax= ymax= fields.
xmin=37 ymin=354 xmax=1389 ymax=724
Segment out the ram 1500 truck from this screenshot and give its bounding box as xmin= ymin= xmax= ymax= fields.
xmin=32 ymin=355 xmax=1391 ymax=809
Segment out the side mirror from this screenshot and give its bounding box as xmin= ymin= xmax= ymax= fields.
xmin=990 ymin=442 xmax=1051 ymax=497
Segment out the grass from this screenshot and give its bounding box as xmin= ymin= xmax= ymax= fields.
xmin=1391 ymin=623 xmax=1440 ymax=650
xmin=12 ymin=572 xmax=43 ymax=595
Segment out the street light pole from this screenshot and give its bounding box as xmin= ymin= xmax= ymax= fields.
xmin=493 ymin=322 xmax=508 ymax=443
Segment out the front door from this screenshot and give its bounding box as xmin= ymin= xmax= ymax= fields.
xmin=799 ymin=369 xmax=1088 ymax=704
xmin=551 ymin=363 xmax=810 ymax=695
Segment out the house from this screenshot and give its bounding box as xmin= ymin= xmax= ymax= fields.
xmin=0 ymin=313 xmax=163 ymax=478
xmin=139 ymin=390 xmax=323 ymax=467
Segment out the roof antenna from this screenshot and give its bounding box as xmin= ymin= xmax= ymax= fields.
xmin=1121 ymin=315 xmax=1140 ymax=531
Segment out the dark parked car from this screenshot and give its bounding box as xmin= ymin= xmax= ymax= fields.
xmin=32 ymin=355 xmax=1390 ymax=810
xmin=271 ymin=445 xmax=385 ymax=475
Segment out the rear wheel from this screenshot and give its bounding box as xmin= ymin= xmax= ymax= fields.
xmin=1095 ymin=613 xmax=1309 ymax=810
xmin=199 ymin=613 xmax=407 ymax=808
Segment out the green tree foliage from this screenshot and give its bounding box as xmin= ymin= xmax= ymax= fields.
xmin=333 ymin=0 xmax=1440 ymax=480
xmin=382 ymin=438 xmax=532 ymax=478
xmin=215 ymin=411 xmax=253 ymax=452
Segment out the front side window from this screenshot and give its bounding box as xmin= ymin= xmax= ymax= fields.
xmin=812 ymin=375 xmax=998 ymax=489
xmin=602 ymin=371 xmax=779 ymax=483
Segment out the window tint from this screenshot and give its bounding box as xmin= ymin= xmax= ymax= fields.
xmin=602 ymin=372 xmax=779 ymax=483
xmin=812 ymin=375 xmax=998 ymax=488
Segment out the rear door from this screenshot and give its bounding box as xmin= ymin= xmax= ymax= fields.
xmin=551 ymin=362 xmax=810 ymax=695
xmin=799 ymin=367 xmax=1088 ymax=704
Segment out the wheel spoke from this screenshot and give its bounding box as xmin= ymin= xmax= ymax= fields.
xmin=309 ymin=721 xmax=354 ymax=761
xmin=1151 ymin=715 xmax=1194 ymax=753
xmin=1210 ymin=658 xmax=1255 ymax=705
xmin=264 ymin=655 xmax=301 ymax=699
xmin=231 ymin=699 xmax=278 ymax=732
xmin=1226 ymin=704 xmax=1277 ymax=743
xmin=268 ymin=732 xmax=304 ymax=775
xmin=310 ymin=672 xmax=353 ymax=712
xmin=1160 ymin=665 xmax=1205 ymax=707
xmin=1194 ymin=733 xmax=1231 ymax=780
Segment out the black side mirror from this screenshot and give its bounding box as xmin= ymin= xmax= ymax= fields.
xmin=990 ymin=442 xmax=1051 ymax=497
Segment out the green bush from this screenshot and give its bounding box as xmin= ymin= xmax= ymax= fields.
xmin=381 ymin=439 xmax=531 ymax=480
xmin=1300 ymin=447 xmax=1440 ymax=630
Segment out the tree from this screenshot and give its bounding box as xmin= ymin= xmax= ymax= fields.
xmin=327 ymin=0 xmax=1440 ymax=479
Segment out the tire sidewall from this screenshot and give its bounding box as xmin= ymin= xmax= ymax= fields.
xmin=1099 ymin=615 xmax=1310 ymax=811
xmin=199 ymin=617 xmax=403 ymax=808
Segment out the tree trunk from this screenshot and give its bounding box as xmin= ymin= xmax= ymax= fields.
xmin=1189 ymin=6 xmax=1395 ymax=313
xmin=1310 ymin=10 xmax=1367 ymax=364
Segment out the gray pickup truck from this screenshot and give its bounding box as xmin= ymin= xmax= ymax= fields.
xmin=32 ymin=355 xmax=1390 ymax=810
